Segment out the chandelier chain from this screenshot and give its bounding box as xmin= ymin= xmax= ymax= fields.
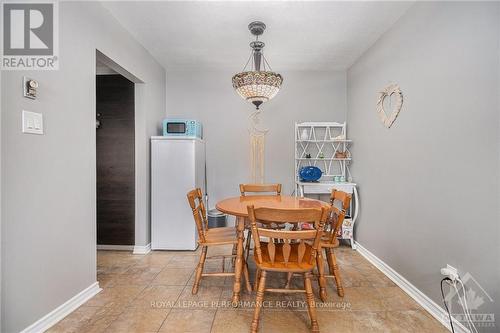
xmin=263 ymin=54 xmax=273 ymax=72
xmin=242 ymin=49 xmax=253 ymax=71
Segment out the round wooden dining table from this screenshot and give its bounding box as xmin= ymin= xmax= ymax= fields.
xmin=216 ymin=195 xmax=330 ymax=303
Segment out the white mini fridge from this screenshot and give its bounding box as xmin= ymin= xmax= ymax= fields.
xmin=151 ymin=137 xmax=205 ymax=250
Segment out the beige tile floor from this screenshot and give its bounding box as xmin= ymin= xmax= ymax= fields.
xmin=47 ymin=245 xmax=448 ymax=333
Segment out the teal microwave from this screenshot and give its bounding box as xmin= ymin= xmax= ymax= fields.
xmin=162 ymin=119 xmax=202 ymax=139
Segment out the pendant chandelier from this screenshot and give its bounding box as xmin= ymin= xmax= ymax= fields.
xmin=232 ymin=21 xmax=283 ymax=110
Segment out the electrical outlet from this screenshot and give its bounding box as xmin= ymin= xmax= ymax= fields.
xmin=441 ymin=264 xmax=459 ymax=281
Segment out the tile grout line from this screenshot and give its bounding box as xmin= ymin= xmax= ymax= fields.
xmin=209 ymin=284 xmax=226 ymax=333
xmin=98 ymin=252 xmax=155 ymax=332
xmin=156 ymin=274 xmax=192 ymax=332
xmin=101 ymin=252 xmax=167 ymax=331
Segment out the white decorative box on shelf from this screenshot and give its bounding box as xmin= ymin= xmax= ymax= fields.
xmin=294 ymin=122 xmax=359 ymax=249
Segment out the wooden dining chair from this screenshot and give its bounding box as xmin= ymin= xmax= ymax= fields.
xmin=239 ymin=183 xmax=282 ymax=196
xmin=239 ymin=183 xmax=282 ymax=262
xmin=316 ymin=189 xmax=352 ymax=300
xmin=187 ymin=188 xmax=251 ymax=294
xmin=247 ymin=205 xmax=330 ymax=333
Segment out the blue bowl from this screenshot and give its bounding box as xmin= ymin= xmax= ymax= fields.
xmin=299 ymin=166 xmax=322 ymax=182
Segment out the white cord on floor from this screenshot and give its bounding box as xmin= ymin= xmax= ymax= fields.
xmin=452 ymin=281 xmax=473 ymax=333
xmin=452 ymin=279 xmax=478 ymax=333
xmin=457 ymin=278 xmax=479 ymax=333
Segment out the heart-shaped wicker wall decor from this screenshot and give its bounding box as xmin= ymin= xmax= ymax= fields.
xmin=376 ymin=84 xmax=403 ymax=128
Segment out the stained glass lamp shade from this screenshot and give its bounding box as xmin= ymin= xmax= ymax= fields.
xmin=232 ymin=22 xmax=283 ymax=110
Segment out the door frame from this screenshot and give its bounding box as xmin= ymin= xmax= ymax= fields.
xmin=94 ymin=50 xmax=145 ymax=253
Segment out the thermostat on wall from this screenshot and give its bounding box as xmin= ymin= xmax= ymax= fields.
xmin=23 ymin=76 xmax=38 ymax=99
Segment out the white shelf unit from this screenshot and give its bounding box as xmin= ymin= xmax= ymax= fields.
xmin=294 ymin=122 xmax=359 ymax=249
xmin=295 ymin=122 xmax=352 ymax=182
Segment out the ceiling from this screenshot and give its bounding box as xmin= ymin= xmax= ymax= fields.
xmin=102 ymin=1 xmax=414 ymax=71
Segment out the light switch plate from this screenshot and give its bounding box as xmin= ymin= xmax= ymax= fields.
xmin=22 ymin=110 xmax=44 ymax=135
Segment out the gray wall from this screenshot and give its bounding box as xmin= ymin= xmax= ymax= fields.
xmin=0 ymin=69 xmax=2 ymax=331
xmin=0 ymin=2 xmax=165 ymax=332
xmin=166 ymin=70 xmax=347 ymax=206
xmin=347 ymin=1 xmax=500 ymax=326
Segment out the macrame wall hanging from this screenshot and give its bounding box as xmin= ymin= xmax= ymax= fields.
xmin=376 ymin=84 xmax=404 ymax=128
xmin=249 ymin=110 xmax=268 ymax=183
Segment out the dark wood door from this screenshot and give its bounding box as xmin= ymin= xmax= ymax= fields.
xmin=96 ymin=75 xmax=135 ymax=245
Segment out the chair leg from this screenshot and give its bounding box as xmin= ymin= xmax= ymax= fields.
xmin=326 ymin=248 xmax=344 ymax=297
xmin=231 ymin=244 xmax=237 ymax=268
xmin=254 ymin=268 xmax=261 ymax=291
xmin=325 ymin=248 xmax=335 ymax=275
xmin=231 ymin=219 xmax=238 ymax=268
xmin=192 ymin=246 xmax=207 ymax=294
xmin=245 ymin=230 xmax=252 ymax=262
xmin=243 ymin=257 xmax=252 ymax=293
xmin=251 ymin=270 xmax=267 ymax=333
xmin=304 ymin=272 xmax=320 ymax=333
xmin=316 ymin=252 xmax=327 ymax=302
xmin=285 ymin=272 xmax=293 ymax=289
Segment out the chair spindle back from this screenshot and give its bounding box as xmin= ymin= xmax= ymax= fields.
xmin=325 ymin=190 xmax=351 ymax=244
xmin=187 ymin=188 xmax=208 ymax=243
xmin=239 ymin=184 xmax=282 ymax=196
xmin=247 ymin=206 xmax=330 ymax=267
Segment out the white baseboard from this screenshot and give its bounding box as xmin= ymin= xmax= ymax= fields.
xmin=20 ymin=282 xmax=102 ymax=333
xmin=96 ymin=244 xmax=134 ymax=251
xmin=133 ymin=243 xmax=151 ymax=254
xmin=355 ymin=242 xmax=470 ymax=333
